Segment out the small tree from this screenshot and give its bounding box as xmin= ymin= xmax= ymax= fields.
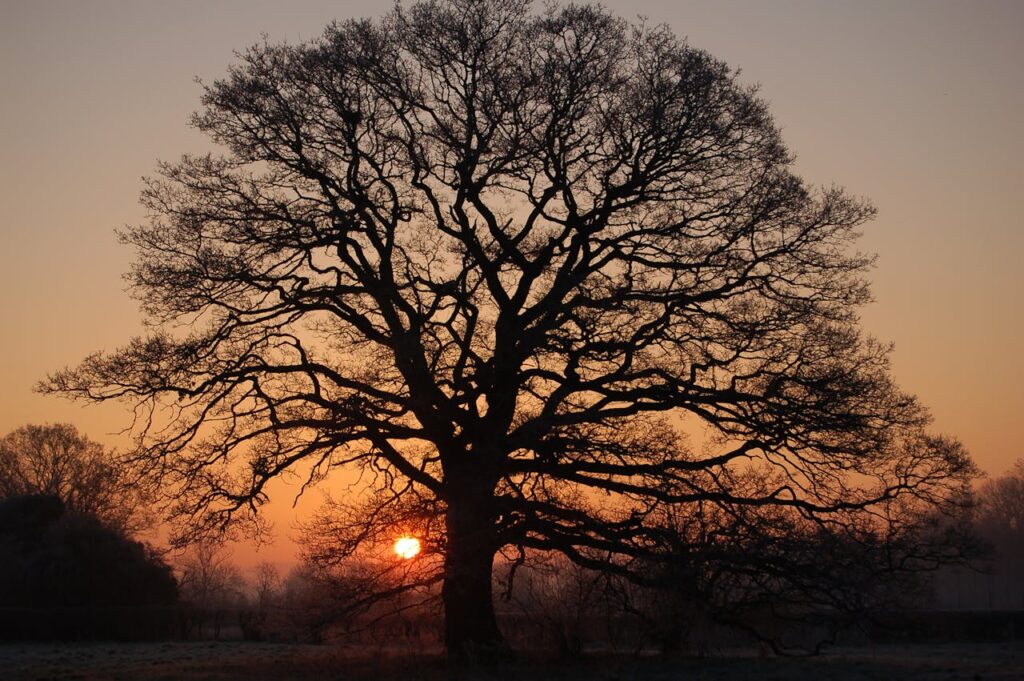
xmin=176 ymin=540 xmax=245 ymax=639
xmin=43 ymin=0 xmax=975 ymax=656
xmin=972 ymin=460 xmax=1024 ymax=607
xmin=253 ymin=561 xmax=282 ymax=614
xmin=0 ymin=424 xmax=151 ymax=535
xmin=975 ymin=460 xmax=1024 ymax=549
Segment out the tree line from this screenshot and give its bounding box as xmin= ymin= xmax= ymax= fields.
xmin=1 ymin=422 xmax=1022 ymax=647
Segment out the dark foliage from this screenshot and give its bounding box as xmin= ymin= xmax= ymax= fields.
xmin=0 ymin=495 xmax=178 ymax=640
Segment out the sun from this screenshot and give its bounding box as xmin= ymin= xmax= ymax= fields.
xmin=393 ymin=535 xmax=421 ymax=559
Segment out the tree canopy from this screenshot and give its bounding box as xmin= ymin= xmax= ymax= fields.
xmin=43 ymin=0 xmax=974 ymax=656
xmin=0 ymin=423 xmax=151 ymax=535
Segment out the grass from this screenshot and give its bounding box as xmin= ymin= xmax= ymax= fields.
xmin=1 ymin=641 xmax=1021 ymax=680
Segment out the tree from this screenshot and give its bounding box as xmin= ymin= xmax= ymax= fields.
xmin=975 ymin=460 xmax=1024 ymax=548
xmin=42 ymin=0 xmax=975 ymax=657
xmin=0 ymin=423 xmax=151 ymax=535
xmin=253 ymin=561 xmax=282 ymax=616
xmin=972 ymin=460 xmax=1024 ymax=603
xmin=176 ymin=540 xmax=246 ymax=639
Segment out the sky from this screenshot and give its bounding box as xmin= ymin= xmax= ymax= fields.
xmin=1 ymin=0 xmax=1022 ymax=567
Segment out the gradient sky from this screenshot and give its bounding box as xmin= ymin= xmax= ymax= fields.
xmin=2 ymin=0 xmax=1021 ymax=566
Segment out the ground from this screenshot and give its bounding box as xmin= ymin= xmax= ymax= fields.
xmin=1 ymin=642 xmax=1021 ymax=680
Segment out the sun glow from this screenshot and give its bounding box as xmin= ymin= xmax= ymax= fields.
xmin=393 ymin=535 xmax=421 ymax=559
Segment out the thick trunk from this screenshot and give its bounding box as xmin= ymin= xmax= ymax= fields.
xmin=442 ymin=489 xmax=508 ymax=660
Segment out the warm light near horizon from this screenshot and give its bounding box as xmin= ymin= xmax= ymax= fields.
xmin=393 ymin=535 xmax=421 ymax=559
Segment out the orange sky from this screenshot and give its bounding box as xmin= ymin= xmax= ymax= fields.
xmin=2 ymin=0 xmax=1022 ymax=569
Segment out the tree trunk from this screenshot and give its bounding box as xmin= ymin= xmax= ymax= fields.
xmin=442 ymin=488 xmax=508 ymax=660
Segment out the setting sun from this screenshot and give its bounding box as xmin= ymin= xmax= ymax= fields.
xmin=393 ymin=535 xmax=421 ymax=559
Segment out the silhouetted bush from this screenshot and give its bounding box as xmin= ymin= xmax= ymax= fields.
xmin=0 ymin=494 xmax=178 ymax=640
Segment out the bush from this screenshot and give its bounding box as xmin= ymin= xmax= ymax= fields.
xmin=0 ymin=494 xmax=178 ymax=639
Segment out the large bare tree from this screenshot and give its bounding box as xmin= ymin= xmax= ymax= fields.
xmin=43 ymin=0 xmax=974 ymax=656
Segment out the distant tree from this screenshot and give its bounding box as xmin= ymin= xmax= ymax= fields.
xmin=43 ymin=0 xmax=975 ymax=657
xmin=250 ymin=563 xmax=379 ymax=643
xmin=635 ymin=469 xmax=978 ymax=652
xmin=504 ymin=552 xmax=609 ymax=656
xmin=176 ymin=540 xmax=245 ymax=638
xmin=975 ymin=460 xmax=1024 ymax=549
xmin=973 ymin=460 xmax=1024 ymax=600
xmin=240 ymin=561 xmax=282 ymax=640
xmin=253 ymin=561 xmax=282 ymax=614
xmin=0 ymin=423 xmax=152 ymax=535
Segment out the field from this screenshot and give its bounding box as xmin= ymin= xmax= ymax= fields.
xmin=2 ymin=642 xmax=1021 ymax=681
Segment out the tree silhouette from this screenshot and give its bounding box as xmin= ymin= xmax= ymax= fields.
xmin=972 ymin=460 xmax=1024 ymax=604
xmin=176 ymin=540 xmax=245 ymax=639
xmin=0 ymin=423 xmax=152 ymax=535
xmin=975 ymin=460 xmax=1024 ymax=550
xmin=43 ymin=0 xmax=974 ymax=657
